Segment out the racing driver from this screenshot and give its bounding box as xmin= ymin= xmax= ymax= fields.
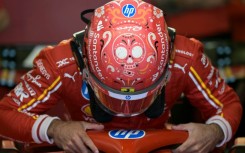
xmin=0 ymin=0 xmax=242 ymax=153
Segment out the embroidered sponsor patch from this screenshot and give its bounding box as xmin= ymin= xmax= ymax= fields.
xmin=81 ymin=104 xmax=92 ymax=117
xmin=81 ymin=81 xmax=90 ymax=100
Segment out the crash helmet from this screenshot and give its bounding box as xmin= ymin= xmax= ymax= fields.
xmin=83 ymin=0 xmax=171 ymax=117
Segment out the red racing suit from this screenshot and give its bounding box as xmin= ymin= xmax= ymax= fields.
xmin=0 ymin=35 xmax=242 ymax=146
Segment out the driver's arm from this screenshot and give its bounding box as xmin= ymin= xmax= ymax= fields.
xmin=184 ymin=38 xmax=242 ymax=147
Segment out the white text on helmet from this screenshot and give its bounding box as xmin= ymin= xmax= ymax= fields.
xmin=156 ymin=24 xmax=169 ymax=71
xmin=116 ymin=26 xmax=142 ymax=32
xmin=88 ymin=31 xmax=105 ymax=80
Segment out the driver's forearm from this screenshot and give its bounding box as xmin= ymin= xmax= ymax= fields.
xmin=208 ymin=123 xmax=225 ymax=144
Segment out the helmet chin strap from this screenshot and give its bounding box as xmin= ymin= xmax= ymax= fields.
xmin=87 ymin=83 xmax=113 ymax=123
xmin=144 ymin=83 xmax=166 ymax=118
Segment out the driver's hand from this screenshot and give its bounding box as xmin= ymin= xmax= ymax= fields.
xmin=47 ymin=120 xmax=104 ymax=153
xmin=172 ymin=123 xmax=224 ymax=153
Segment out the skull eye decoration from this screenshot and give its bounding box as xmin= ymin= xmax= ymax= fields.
xmin=115 ymin=47 xmax=127 ymax=59
xmin=132 ymin=46 xmax=143 ymax=58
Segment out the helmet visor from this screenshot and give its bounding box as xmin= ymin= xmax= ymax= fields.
xmin=94 ymin=89 xmax=158 ymax=117
xmin=86 ymin=65 xmax=170 ymax=117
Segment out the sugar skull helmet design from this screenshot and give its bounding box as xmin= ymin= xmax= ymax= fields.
xmin=82 ymin=0 xmax=172 ymax=118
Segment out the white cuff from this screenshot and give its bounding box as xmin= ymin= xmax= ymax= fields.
xmin=32 ymin=115 xmax=60 ymax=144
xmin=206 ymin=115 xmax=232 ymax=147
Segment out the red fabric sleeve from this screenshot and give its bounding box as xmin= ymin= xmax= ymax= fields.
xmin=0 ymin=46 xmax=63 ymax=143
xmin=184 ymin=39 xmax=242 ymax=144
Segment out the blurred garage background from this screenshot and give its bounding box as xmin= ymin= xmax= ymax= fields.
xmin=0 ymin=0 xmax=244 ymax=152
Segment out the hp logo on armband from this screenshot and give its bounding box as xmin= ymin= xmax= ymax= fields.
xmin=122 ymin=4 xmax=136 ymax=18
xmin=109 ymin=129 xmax=145 ymax=139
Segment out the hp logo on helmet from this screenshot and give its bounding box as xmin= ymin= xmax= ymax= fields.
xmin=122 ymin=4 xmax=136 ymax=18
xmin=125 ymin=95 xmax=131 ymax=100
xmin=109 ymin=129 xmax=145 ymax=139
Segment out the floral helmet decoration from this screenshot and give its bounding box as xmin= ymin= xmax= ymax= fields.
xmin=75 ymin=0 xmax=174 ymax=121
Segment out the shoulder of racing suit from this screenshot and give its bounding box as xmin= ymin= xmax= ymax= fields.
xmin=173 ymin=35 xmax=204 ymax=61
xmin=164 ymin=35 xmax=204 ymax=104
xmin=36 ymin=39 xmax=77 ymax=71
